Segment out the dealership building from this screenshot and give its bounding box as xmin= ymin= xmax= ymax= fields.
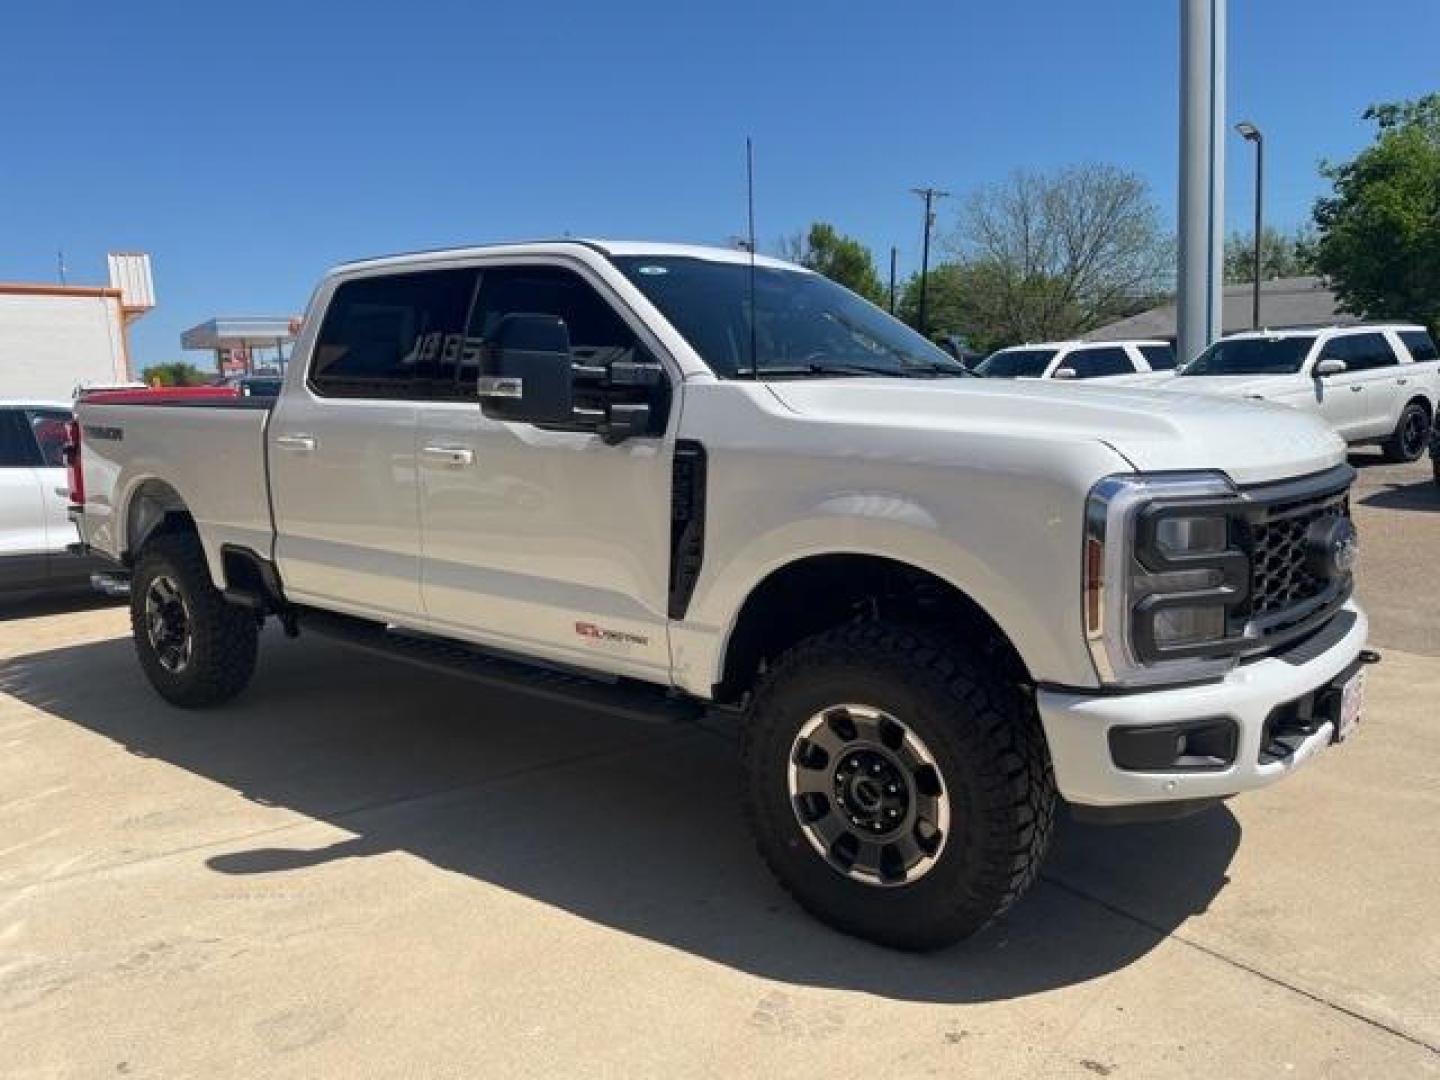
xmin=0 ymin=253 xmax=155 ymax=399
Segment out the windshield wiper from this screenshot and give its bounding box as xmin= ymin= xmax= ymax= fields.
xmin=738 ymin=362 xmax=902 ymax=379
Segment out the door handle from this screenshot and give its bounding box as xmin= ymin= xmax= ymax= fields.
xmin=1350 ymin=385 xmax=1363 ymax=393
xmin=421 ymin=445 xmax=474 ymax=466
xmin=1397 ymin=377 xmax=1409 ymax=386
xmin=275 ymin=433 xmax=317 ymax=451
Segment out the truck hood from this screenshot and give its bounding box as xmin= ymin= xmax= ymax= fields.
xmin=766 ymin=378 xmax=1345 ymax=486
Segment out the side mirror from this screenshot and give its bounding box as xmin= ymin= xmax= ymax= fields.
xmin=1052 ymin=367 xmax=1078 ymax=380
xmin=479 ymin=313 xmax=576 ymax=424
xmin=1315 ymin=357 xmax=1347 ymax=377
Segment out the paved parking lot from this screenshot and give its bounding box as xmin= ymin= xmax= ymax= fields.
xmin=2 ymin=456 xmax=1437 ymax=1078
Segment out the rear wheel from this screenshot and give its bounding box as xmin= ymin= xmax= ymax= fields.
xmin=741 ymin=621 xmax=1055 ymax=950
xmin=130 ymin=532 xmax=258 ymax=707
xmin=1383 ymin=400 xmax=1431 ymax=463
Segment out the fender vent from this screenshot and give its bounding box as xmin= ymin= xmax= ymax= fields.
xmin=668 ymin=440 xmax=707 ymax=619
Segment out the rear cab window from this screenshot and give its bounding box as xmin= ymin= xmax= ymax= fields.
xmin=0 ymin=410 xmax=39 ymax=468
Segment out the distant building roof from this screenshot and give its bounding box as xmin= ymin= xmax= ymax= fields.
xmin=1086 ymin=277 xmax=1353 ymax=343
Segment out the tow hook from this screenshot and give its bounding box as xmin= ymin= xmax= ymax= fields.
xmin=1359 ymin=649 xmax=1382 ymax=667
xmin=90 ymin=572 xmax=131 ymax=598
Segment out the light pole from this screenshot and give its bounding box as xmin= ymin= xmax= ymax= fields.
xmin=1236 ymin=120 xmax=1264 ymax=329
xmin=911 ymin=186 xmax=950 ymax=335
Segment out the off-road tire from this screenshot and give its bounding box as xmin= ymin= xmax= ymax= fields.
xmin=1382 ymin=400 xmax=1431 ymax=463
xmin=741 ymin=621 xmax=1056 ymax=951
xmin=130 ymin=532 xmax=258 ymax=707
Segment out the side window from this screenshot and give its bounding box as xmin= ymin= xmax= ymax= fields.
xmin=1067 ymin=347 xmax=1133 ymax=378
xmin=453 ymin=264 xmax=666 ymax=432
xmin=0 ymin=411 xmax=40 ymax=468
xmin=25 ymin=410 xmax=70 ymax=468
xmin=1399 ymin=330 xmax=1438 ymax=364
xmin=309 ymin=269 xmax=477 ymax=399
xmin=1328 ymin=333 xmax=1395 ymax=372
xmin=1139 ymin=344 xmax=1177 ymax=371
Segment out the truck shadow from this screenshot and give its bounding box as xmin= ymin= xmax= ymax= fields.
xmin=1358 ymin=480 xmax=1440 ymax=513
xmin=1 ymin=631 xmax=1240 ymax=1004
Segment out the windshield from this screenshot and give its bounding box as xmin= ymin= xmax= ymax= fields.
xmin=975 ymin=348 xmax=1058 ymax=379
xmin=611 ymin=256 xmax=965 ymax=379
xmin=1182 ymin=336 xmax=1314 ymax=376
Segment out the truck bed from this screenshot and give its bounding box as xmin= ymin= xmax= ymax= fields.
xmin=75 ymin=397 xmax=276 ymax=578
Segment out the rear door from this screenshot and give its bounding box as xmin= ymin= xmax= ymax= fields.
xmin=23 ymin=408 xmax=78 ymax=560
xmin=268 ymin=268 xmax=476 ymax=624
xmin=0 ymin=409 xmax=49 ymax=587
xmin=416 ymin=259 xmax=676 ymax=681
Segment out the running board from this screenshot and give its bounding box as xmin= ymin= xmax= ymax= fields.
xmin=297 ymin=609 xmax=703 ymax=725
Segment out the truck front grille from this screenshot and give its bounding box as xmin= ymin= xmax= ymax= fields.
xmin=1236 ymin=466 xmax=1354 ymax=646
xmin=1247 ymin=496 xmax=1349 ymax=619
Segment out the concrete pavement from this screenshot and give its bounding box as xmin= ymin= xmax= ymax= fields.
xmin=1 ymin=462 xmax=1437 ymax=1077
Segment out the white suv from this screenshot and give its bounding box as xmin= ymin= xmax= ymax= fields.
xmin=0 ymin=401 xmax=101 ymax=593
xmin=1161 ymin=324 xmax=1440 ymax=461
xmin=976 ymin=339 xmax=1177 ymax=381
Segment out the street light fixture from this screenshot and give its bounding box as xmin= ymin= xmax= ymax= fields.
xmin=1235 ymin=120 xmax=1264 ymax=329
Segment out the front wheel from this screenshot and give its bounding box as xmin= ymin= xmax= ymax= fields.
xmin=1383 ymin=400 xmax=1431 ymax=463
xmin=130 ymin=532 xmax=258 ymax=707
xmin=740 ymin=621 xmax=1056 ymax=950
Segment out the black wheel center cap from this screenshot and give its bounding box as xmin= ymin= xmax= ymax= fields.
xmin=834 ymin=749 xmax=909 ymax=832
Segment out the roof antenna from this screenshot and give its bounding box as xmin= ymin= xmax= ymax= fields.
xmin=746 ymin=137 xmax=758 ymax=380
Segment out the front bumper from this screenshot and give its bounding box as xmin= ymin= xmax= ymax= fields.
xmin=1037 ymin=602 xmax=1369 ymax=807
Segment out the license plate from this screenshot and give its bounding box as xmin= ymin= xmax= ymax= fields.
xmin=1334 ymin=670 xmax=1365 ymax=743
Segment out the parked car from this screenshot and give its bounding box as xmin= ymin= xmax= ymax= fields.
xmin=70 ymin=240 xmax=1371 ymax=950
xmin=1156 ymin=324 xmax=1440 ymax=461
xmin=0 ymin=401 xmax=105 ymax=593
xmin=975 ymin=339 xmax=1177 ymax=380
xmin=1431 ymin=418 xmax=1439 ymax=488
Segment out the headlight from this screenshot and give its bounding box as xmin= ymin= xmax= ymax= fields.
xmin=1084 ymin=473 xmax=1250 ymax=687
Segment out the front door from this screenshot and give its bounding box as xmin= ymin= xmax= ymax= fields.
xmin=417 ymin=261 xmax=676 ymax=682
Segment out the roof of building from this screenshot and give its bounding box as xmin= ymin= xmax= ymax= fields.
xmin=1085 ymin=276 xmax=1352 ymax=343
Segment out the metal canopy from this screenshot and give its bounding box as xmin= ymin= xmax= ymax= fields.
xmin=180 ymin=317 xmax=296 ymax=350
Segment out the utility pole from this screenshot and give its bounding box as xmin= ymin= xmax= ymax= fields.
xmin=911 ymin=186 xmax=950 ymax=335
xmin=888 ymin=246 xmax=898 ymax=314
xmin=1177 ymin=0 xmax=1226 ymax=365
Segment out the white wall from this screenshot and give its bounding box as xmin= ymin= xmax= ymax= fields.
xmin=0 ymin=290 xmax=130 ymax=399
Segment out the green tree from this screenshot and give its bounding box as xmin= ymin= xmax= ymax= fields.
xmin=1223 ymin=225 xmax=1318 ymax=283
xmin=141 ymin=361 xmax=210 ymax=387
xmin=1313 ymin=94 xmax=1440 ymax=332
xmin=777 ymin=221 xmax=887 ymax=305
xmin=944 ymin=164 xmax=1172 ymax=345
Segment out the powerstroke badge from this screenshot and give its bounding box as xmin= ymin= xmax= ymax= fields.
xmin=574 ymin=622 xmax=649 ymax=647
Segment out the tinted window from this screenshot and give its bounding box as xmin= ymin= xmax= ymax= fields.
xmin=976 ymin=348 xmax=1057 ymax=378
xmin=612 ymin=256 xmax=962 ymax=379
xmin=1139 ymin=344 xmax=1178 ymax=370
xmin=310 ymin=270 xmax=477 ymax=398
xmin=0 ymin=411 xmax=38 ymax=467
xmin=429 ymin=264 xmax=643 ymax=398
xmin=1399 ymin=330 xmax=1438 ymax=363
xmin=25 ymin=409 xmax=71 ymax=468
xmin=1324 ymin=333 xmax=1395 ymax=372
xmin=1183 ymin=336 xmax=1313 ymax=376
xmin=1066 ymin=347 xmax=1134 ymax=378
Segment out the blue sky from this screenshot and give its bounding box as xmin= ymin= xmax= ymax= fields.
xmin=2 ymin=0 xmax=1437 ymax=371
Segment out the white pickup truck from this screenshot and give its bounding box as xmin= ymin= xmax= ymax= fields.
xmin=70 ymin=241 xmax=1374 ymax=949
